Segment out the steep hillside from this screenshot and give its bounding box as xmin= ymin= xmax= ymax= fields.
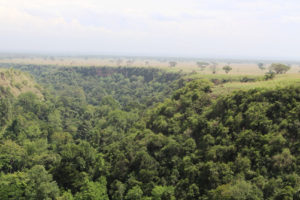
xmin=144 ymin=83 xmax=300 ymax=199
xmin=108 ymin=82 xmax=300 ymax=199
xmin=0 ymin=69 xmax=42 ymax=97
xmin=0 ymin=65 xmax=184 ymax=109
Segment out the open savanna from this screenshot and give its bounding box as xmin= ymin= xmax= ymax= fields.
xmin=207 ymin=73 xmax=300 ymax=97
xmin=1 ymin=55 xmax=299 ymax=75
xmin=0 ymin=55 xmax=299 ymax=98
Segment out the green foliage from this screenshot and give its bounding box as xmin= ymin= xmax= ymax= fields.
xmin=270 ymin=63 xmax=291 ymax=74
xmin=209 ymin=179 xmax=263 ymax=200
xmin=53 ymin=141 xmax=106 ymax=192
xmin=0 ymin=140 xmax=25 ymax=173
xmin=125 ymin=185 xmax=144 ymax=200
xmin=58 ymin=190 xmax=74 ymax=200
xmin=264 ymin=71 xmax=275 ymax=80
xmin=0 ymin=65 xmax=299 ymax=199
xmin=258 ymin=63 xmax=265 ymax=71
xmin=151 ymin=185 xmax=175 ymax=200
xmin=0 ymin=92 xmax=12 ymax=127
xmin=0 ymin=166 xmax=60 ymax=200
xmin=75 ymin=177 xmax=108 ymax=200
xmin=25 ymin=165 xmax=60 ymax=199
xmin=223 ymin=65 xmax=232 ymax=74
xmin=196 ymin=61 xmax=209 ymax=71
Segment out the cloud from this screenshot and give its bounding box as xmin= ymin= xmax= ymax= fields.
xmin=0 ymin=0 xmax=300 ymax=59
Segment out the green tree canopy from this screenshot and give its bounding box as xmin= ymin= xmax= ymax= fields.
xmin=222 ymin=65 xmax=232 ymax=74
xmin=269 ymin=63 xmax=291 ymax=74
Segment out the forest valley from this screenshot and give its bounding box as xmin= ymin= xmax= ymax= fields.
xmin=0 ymin=65 xmax=299 ymax=200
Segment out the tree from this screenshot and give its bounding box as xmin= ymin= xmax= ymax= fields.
xmin=53 ymin=141 xmax=105 ymax=193
xmin=75 ymin=177 xmax=109 ymax=200
xmin=0 ymin=95 xmax=12 ymax=127
xmin=196 ymin=62 xmax=209 ymax=71
xmin=264 ymin=71 xmax=275 ymax=80
xmin=169 ymin=61 xmax=177 ymax=68
xmin=0 ymin=166 xmax=60 ymax=200
xmin=210 ymin=64 xmax=217 ymax=74
xmin=209 ymin=180 xmax=263 ymax=200
xmin=58 ymin=190 xmax=74 ymax=200
xmin=0 ymin=172 xmax=28 ymax=199
xmin=269 ymin=63 xmax=291 ymax=74
xmin=116 ymin=59 xmax=123 ymax=66
xmin=222 ymin=65 xmax=232 ymax=74
xmin=26 ymin=165 xmax=60 ymax=200
xmin=272 ymin=148 xmax=295 ymax=172
xmin=0 ymin=140 xmax=26 ymax=173
xmin=126 ymin=60 xmax=134 ymax=67
xmin=257 ymin=63 xmax=265 ymax=71
xmin=110 ymin=180 xmax=126 ymax=200
xmin=125 ymin=186 xmax=143 ymax=200
xmin=151 ymin=185 xmax=175 ymax=200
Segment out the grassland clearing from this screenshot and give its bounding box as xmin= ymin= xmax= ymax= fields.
xmin=1 ymin=55 xmax=299 ymax=75
xmin=208 ymin=74 xmax=300 ymax=97
xmin=0 ymin=55 xmax=299 ymax=98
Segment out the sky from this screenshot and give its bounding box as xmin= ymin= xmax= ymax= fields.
xmin=0 ymin=0 xmax=300 ymax=59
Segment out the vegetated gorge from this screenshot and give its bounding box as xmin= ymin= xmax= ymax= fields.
xmin=0 ymin=64 xmax=299 ymax=200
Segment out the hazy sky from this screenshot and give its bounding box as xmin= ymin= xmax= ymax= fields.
xmin=1 ymin=0 xmax=300 ymax=59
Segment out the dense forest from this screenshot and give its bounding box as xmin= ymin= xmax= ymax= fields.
xmin=0 ymin=65 xmax=299 ymax=199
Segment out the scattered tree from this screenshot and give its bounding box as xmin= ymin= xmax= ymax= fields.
xmin=196 ymin=62 xmax=209 ymax=71
xmin=257 ymin=63 xmax=265 ymax=71
xmin=269 ymin=63 xmax=291 ymax=74
xmin=210 ymin=64 xmax=217 ymax=74
xmin=116 ymin=59 xmax=123 ymax=66
xmin=223 ymin=65 xmax=232 ymax=74
xmin=169 ymin=61 xmax=177 ymax=67
xmin=126 ymin=60 xmax=134 ymax=67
